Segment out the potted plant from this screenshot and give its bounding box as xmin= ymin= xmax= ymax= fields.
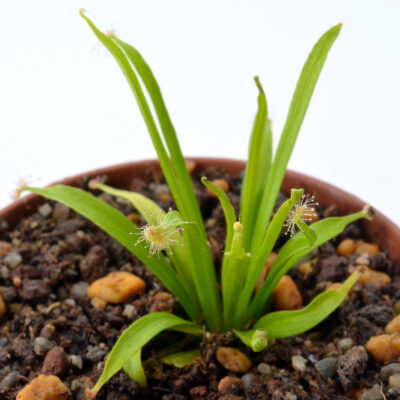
xmin=1 ymin=10 xmax=400 ymax=400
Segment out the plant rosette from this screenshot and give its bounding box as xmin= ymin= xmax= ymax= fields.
xmin=1 ymin=10 xmax=400 ymax=400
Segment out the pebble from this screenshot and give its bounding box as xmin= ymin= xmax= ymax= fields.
xmin=241 ymin=373 xmax=255 ymax=389
xmin=338 ymin=346 xmax=368 ymax=391
xmin=217 ymin=376 xmax=243 ymax=392
xmin=284 ymin=393 xmax=297 ymax=400
xmin=69 ymin=355 xmax=83 ymax=370
xmin=86 ymin=345 xmax=106 ymax=362
xmin=257 ymin=362 xmax=272 ymax=375
xmin=38 ymin=203 xmax=52 ymax=218
xmin=122 ymin=304 xmax=137 ymax=319
xmin=3 ymin=252 xmax=22 ymax=269
xmin=0 ymin=266 xmax=10 ymax=279
xmin=216 ymin=347 xmax=252 ymax=373
xmin=337 ymin=238 xmax=356 ymax=256
xmin=357 ymin=265 xmax=391 ymax=288
xmin=16 ymin=374 xmax=71 ymax=400
xmin=0 ymin=371 xmax=19 ymax=389
xmin=315 ymin=357 xmax=338 ymax=381
xmin=356 ymin=242 xmax=380 ymax=257
xmin=53 ymin=204 xmax=70 ymax=221
xmin=366 ymin=334 xmax=400 ymax=362
xmin=385 ymin=315 xmax=400 ymax=334
xmin=0 ymin=365 xmax=11 ymax=381
xmin=360 ymin=387 xmax=385 ymax=400
xmin=273 ymin=275 xmax=303 ymax=311
xmin=70 ymin=282 xmax=88 ymax=299
xmin=42 ymin=346 xmax=69 ymax=377
xmin=87 ymin=271 xmax=146 ymax=304
xmin=34 ymin=336 xmax=54 ymax=356
xmin=62 ymin=298 xmax=76 ymax=309
xmin=292 ymin=355 xmax=307 ymax=372
xmin=0 ymin=241 xmax=12 ymax=257
xmin=381 ymin=363 xmax=400 ymax=381
xmin=0 ymin=293 xmax=5 ymax=317
xmin=0 ymin=286 xmax=17 ymax=302
xmin=389 ymin=373 xmax=400 ymax=389
xmin=338 ymin=338 xmax=353 ymax=351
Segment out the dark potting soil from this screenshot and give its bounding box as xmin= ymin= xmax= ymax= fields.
xmin=0 ymin=165 xmax=399 ymax=399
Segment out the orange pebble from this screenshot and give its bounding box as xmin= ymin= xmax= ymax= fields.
xmin=216 ymin=347 xmax=252 ymax=373
xmin=356 ymin=242 xmax=380 ymax=257
xmin=87 ymin=271 xmax=146 ymax=304
xmin=0 ymin=292 xmax=5 ymax=317
xmin=356 ymin=265 xmax=391 ymax=288
xmin=16 ymin=374 xmax=71 ymax=400
xmin=207 ymin=179 xmax=229 ymax=197
xmin=0 ymin=241 xmax=12 ymax=257
xmin=337 ymin=239 xmax=356 ymax=256
xmin=185 ymin=159 xmax=196 ymax=174
xmin=273 ymin=275 xmax=303 ymax=311
xmin=366 ymin=334 xmax=400 ymax=363
xmin=385 ymin=315 xmax=400 ymax=334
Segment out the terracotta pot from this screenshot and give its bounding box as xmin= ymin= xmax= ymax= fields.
xmin=1 ymin=157 xmax=399 ymax=263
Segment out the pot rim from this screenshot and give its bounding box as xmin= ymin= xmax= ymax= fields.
xmin=1 ymin=157 xmax=399 ymax=261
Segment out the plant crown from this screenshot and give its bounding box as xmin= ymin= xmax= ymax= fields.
xmin=25 ymin=11 xmax=371 ymax=395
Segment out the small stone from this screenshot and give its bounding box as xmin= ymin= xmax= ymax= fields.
xmin=0 ymin=241 xmax=12 ymax=257
xmin=69 ymin=355 xmax=83 ymax=370
xmin=0 ymin=293 xmax=5 ymax=317
xmin=338 ymin=346 xmax=368 ymax=390
xmin=284 ymin=393 xmax=297 ymax=400
xmin=53 ymin=204 xmax=70 ymax=221
xmin=381 ymin=363 xmax=400 ymax=381
xmin=337 ymin=239 xmax=356 ymax=256
xmin=257 ymin=362 xmax=272 ymax=375
xmin=389 ymin=373 xmax=400 ymax=389
xmin=338 ymin=338 xmax=353 ymax=351
xmin=42 ymin=346 xmax=69 ymax=377
xmin=38 ymin=203 xmax=52 ymax=218
xmin=292 ymin=355 xmax=307 ymax=372
xmin=86 ymin=345 xmax=106 ymax=362
xmin=356 ymin=242 xmax=380 ymax=257
xmin=241 ymin=373 xmax=255 ymax=389
xmin=366 ymin=334 xmax=400 ymax=363
xmin=0 ymin=266 xmax=10 ymax=279
xmin=16 ymin=374 xmax=71 ymax=400
xmin=87 ymin=271 xmax=146 ymax=304
xmin=149 ymin=292 xmax=175 ymax=313
xmin=385 ymin=315 xmax=400 ymax=334
xmin=315 ymin=357 xmax=338 ymax=381
xmin=70 ymin=282 xmax=88 ymax=300
xmin=360 ymin=387 xmax=385 ymax=400
xmin=34 ymin=337 xmax=54 ymax=356
xmin=357 ymin=265 xmax=391 ymax=288
xmin=0 ymin=286 xmax=17 ymax=302
xmin=216 ymin=347 xmax=252 ymax=373
xmin=0 ymin=365 xmax=11 ymax=381
xmin=122 ymin=304 xmax=136 ymax=319
xmin=273 ymin=275 xmax=303 ymax=311
xmin=79 ymin=245 xmax=108 ymax=283
xmin=0 ymin=372 xmax=19 ymax=389
xmin=217 ymin=376 xmax=244 ymax=392
xmin=3 ymin=252 xmax=22 ymax=269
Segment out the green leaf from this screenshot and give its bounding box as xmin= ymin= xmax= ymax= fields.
xmin=92 ymin=312 xmax=202 ymax=393
xmin=123 ymin=349 xmax=146 ymax=387
xmin=240 ymin=77 xmax=272 ymax=251
xmin=254 ymin=271 xmax=360 ymax=338
xmin=221 ymin=222 xmax=251 ymax=331
xmin=235 ymin=329 xmax=269 ymax=352
xmin=234 ymin=189 xmax=303 ymax=328
xmin=249 ymin=207 xmax=370 ymax=321
xmin=250 ymin=24 xmax=342 ymax=256
xmin=201 ymin=177 xmax=236 ymax=251
xmin=25 ymin=185 xmax=201 ymax=321
xmin=161 ymin=349 xmax=201 ymax=368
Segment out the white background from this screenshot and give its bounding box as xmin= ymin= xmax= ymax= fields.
xmin=1 ymin=1 xmax=399 ymax=225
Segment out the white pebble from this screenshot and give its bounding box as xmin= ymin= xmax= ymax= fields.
xmin=38 ymin=203 xmax=52 ymax=218
xmin=292 ymin=355 xmax=307 ymax=372
xmin=389 ymin=373 xmax=400 ymax=389
xmin=3 ymin=252 xmax=22 ymax=269
xmin=338 ymin=338 xmax=353 ymax=350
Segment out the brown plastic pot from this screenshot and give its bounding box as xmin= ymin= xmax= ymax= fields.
xmin=1 ymin=158 xmax=399 ymax=263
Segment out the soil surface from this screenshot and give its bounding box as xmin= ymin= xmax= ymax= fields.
xmin=0 ymin=165 xmax=399 ymax=399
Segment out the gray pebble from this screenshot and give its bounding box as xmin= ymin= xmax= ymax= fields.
xmin=0 ymin=366 xmax=11 ymax=381
xmin=257 ymin=362 xmax=272 ymax=375
xmin=86 ymin=345 xmax=106 ymax=362
xmin=315 ymin=357 xmax=338 ymax=381
xmin=69 ymin=355 xmax=83 ymax=370
xmin=241 ymin=373 xmax=255 ymax=389
xmin=3 ymin=252 xmax=22 ymax=269
xmin=360 ymin=387 xmax=385 ymax=400
xmin=0 ymin=266 xmax=10 ymax=279
xmin=0 ymin=337 xmax=8 ymax=348
xmin=338 ymin=338 xmax=353 ymax=351
xmin=381 ymin=363 xmax=400 ymax=381
xmin=284 ymin=393 xmax=297 ymax=400
xmin=38 ymin=203 xmax=52 ymax=217
xmin=0 ymin=372 xmax=19 ymax=389
xmin=63 ymin=298 xmax=76 ymax=309
xmin=70 ymin=281 xmax=88 ymax=299
xmin=292 ymin=355 xmax=307 ymax=372
xmin=33 ymin=336 xmax=53 ymax=356
xmin=0 ymin=286 xmax=17 ymax=302
xmin=122 ymin=304 xmax=136 ymax=319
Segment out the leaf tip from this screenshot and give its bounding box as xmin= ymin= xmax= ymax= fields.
xmin=79 ymin=8 xmax=86 ymax=17
xmin=361 ymin=205 xmax=374 ymax=221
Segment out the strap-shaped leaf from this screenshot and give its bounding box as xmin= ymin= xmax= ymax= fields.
xmin=25 ymin=185 xmax=201 ymax=321
xmin=250 ymin=24 xmax=342 ymax=256
xmin=161 ymin=349 xmax=201 ymax=368
xmin=253 ymin=271 xmax=359 ymax=338
xmin=249 ymin=207 xmax=370 ymax=321
xmin=240 ymin=77 xmax=272 ymax=250
xmin=123 ymin=349 xmax=146 ymax=387
xmin=92 ymin=312 xmax=202 ymax=393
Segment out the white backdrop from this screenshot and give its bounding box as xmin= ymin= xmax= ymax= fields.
xmin=1 ymin=1 xmax=399 ymax=226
